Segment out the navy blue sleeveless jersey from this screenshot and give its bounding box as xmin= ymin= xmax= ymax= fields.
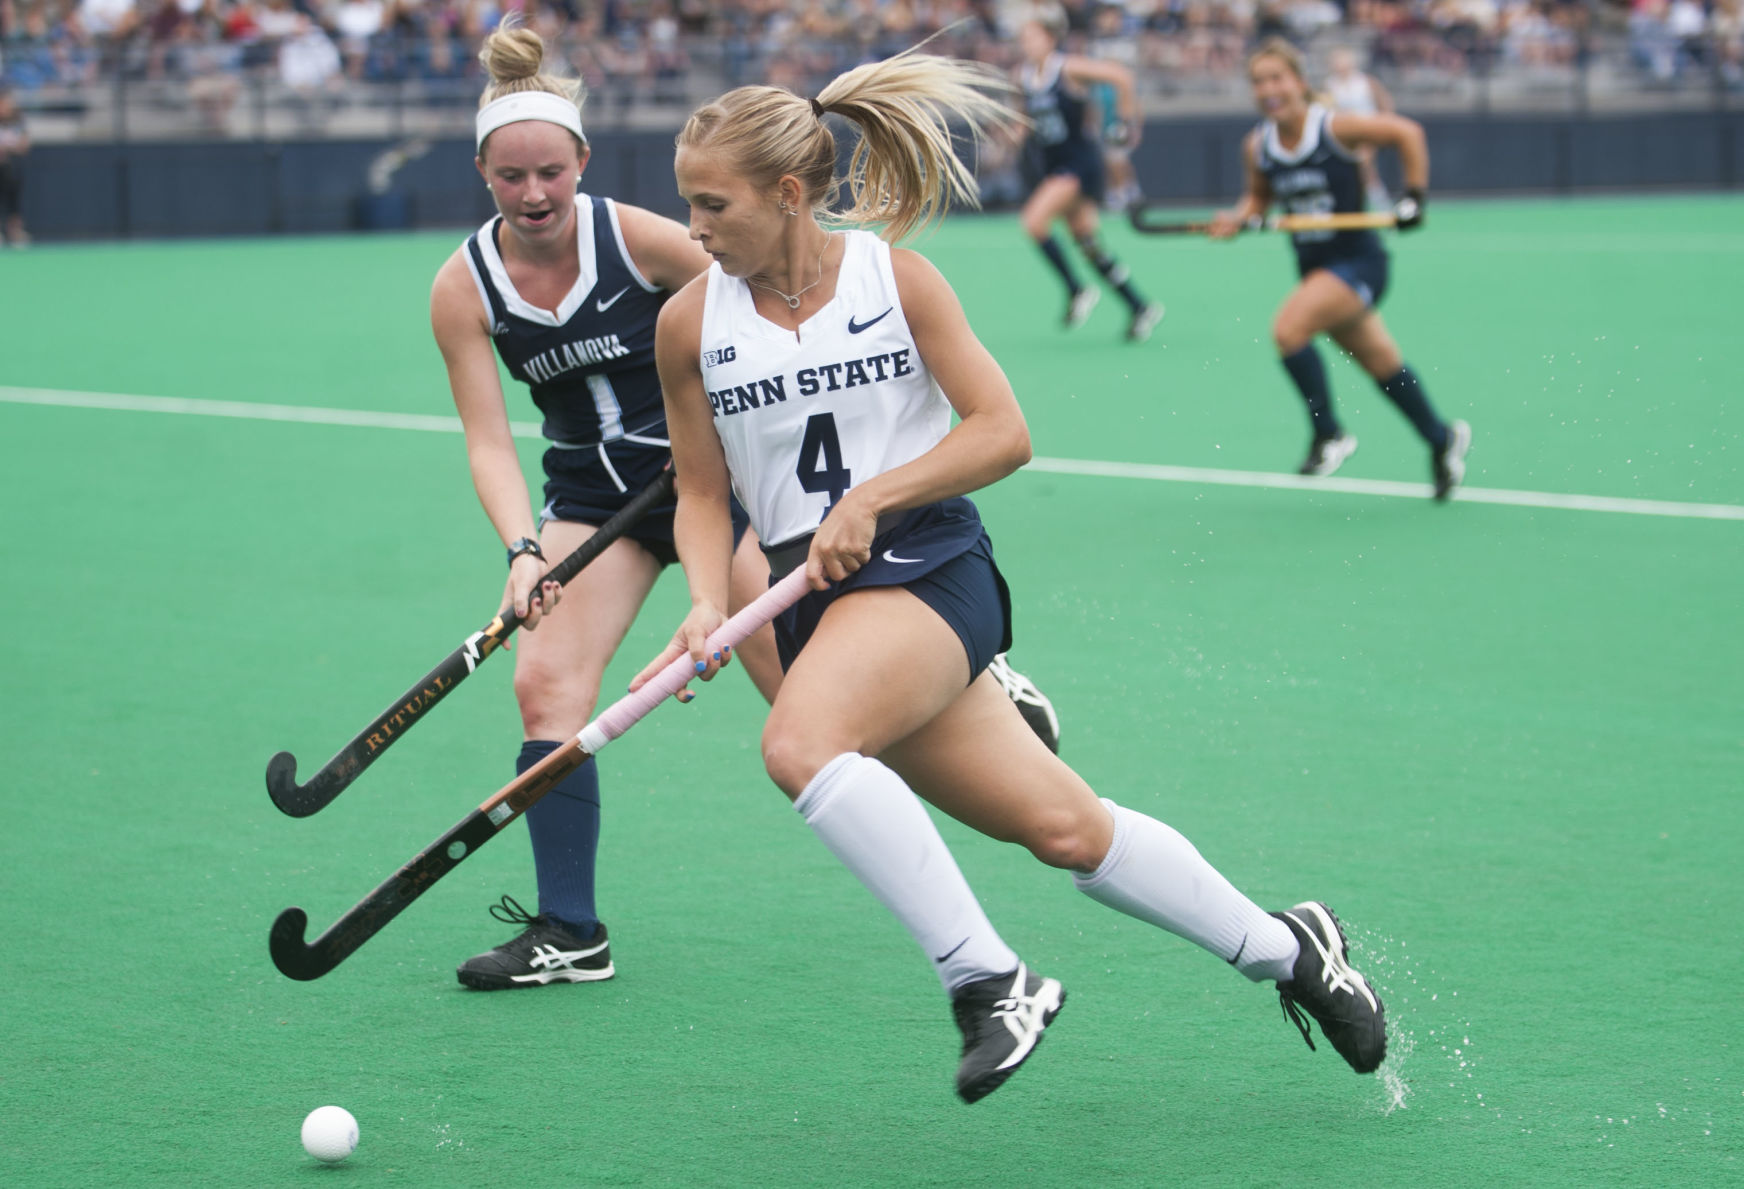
xmin=1254 ymin=104 xmax=1384 ymax=274
xmin=1023 ymin=54 xmax=1092 ymax=159
xmin=1022 ymin=54 xmax=1105 ymax=200
xmin=463 ymin=193 xmax=668 ymax=445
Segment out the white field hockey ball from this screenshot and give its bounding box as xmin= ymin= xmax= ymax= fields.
xmin=301 ymin=1105 xmax=359 ymax=1163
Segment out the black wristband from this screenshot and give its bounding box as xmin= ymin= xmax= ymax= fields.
xmin=506 ymin=537 xmax=545 ymax=568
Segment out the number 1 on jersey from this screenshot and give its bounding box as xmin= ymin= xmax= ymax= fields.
xmin=796 ymin=412 xmax=852 ymax=516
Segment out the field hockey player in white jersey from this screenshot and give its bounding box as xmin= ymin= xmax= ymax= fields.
xmin=428 ymin=21 xmax=1063 ymax=995
xmin=636 ymin=45 xmax=1390 ymax=1103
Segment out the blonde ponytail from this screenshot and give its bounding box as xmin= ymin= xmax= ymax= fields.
xmin=677 ymin=42 xmax=1021 ymax=243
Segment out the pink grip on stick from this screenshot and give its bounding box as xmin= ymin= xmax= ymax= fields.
xmin=577 ymin=567 xmax=812 ymax=753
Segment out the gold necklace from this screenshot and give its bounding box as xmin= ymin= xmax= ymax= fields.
xmin=750 ymin=232 xmax=834 ymax=310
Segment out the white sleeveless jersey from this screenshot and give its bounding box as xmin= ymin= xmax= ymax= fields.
xmin=1328 ymin=73 xmax=1378 ymax=115
xmin=699 ymin=230 xmax=950 ymax=547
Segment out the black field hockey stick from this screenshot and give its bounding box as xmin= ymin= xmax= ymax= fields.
xmin=265 ymin=466 xmax=677 ymax=818
xmin=1128 ymin=204 xmax=1398 ymax=236
xmin=270 ymin=567 xmax=811 ymax=980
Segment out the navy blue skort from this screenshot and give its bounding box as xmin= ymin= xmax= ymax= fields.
xmin=540 ymin=435 xmax=746 ymax=566
xmin=763 ymin=498 xmax=1013 ymax=682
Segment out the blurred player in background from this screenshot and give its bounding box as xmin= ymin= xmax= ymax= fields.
xmin=0 ymin=86 xmax=30 ymax=247
xmin=430 ymin=21 xmax=1061 ymax=994
xmin=1211 ymin=39 xmax=1471 ymax=499
xmin=1015 ymin=5 xmax=1164 ymax=341
xmin=1087 ymin=3 xmax=1144 ymax=212
xmin=643 ymin=43 xmax=1388 ymax=1103
xmin=1325 ymin=46 xmax=1396 ymax=210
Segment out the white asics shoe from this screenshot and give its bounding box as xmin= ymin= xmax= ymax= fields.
xmin=1064 ymin=286 xmax=1101 ymax=328
xmin=1299 ymin=434 xmax=1358 ymax=477
xmin=1433 ymin=419 xmax=1472 ymax=501
xmin=1126 ymin=302 xmax=1165 ymax=343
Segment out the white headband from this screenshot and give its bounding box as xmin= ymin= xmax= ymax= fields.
xmin=476 ymin=91 xmax=587 ymax=151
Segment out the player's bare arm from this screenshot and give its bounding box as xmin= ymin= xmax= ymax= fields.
xmin=431 ymin=251 xmax=560 ymax=625
xmin=1211 ymin=133 xmax=1272 ymax=237
xmin=1329 ymin=111 xmax=1429 ymax=190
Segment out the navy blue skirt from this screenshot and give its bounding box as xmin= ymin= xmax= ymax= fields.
xmin=1040 ymin=138 xmax=1107 ymax=206
xmin=764 ymin=498 xmax=1013 ymax=682
xmin=1303 ymin=252 xmax=1391 ymax=310
xmin=540 ymin=435 xmax=746 ymax=566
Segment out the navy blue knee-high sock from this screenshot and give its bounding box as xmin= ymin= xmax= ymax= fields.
xmin=1281 ymin=345 xmax=1341 ymax=439
xmin=518 ymin=740 xmax=600 ymax=938
xmin=1036 ymin=234 xmax=1084 ymax=295
xmin=1376 ymin=364 xmax=1449 ymax=450
xmin=1076 ymin=236 xmax=1149 ymax=312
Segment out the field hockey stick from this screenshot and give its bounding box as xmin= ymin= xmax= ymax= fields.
xmin=1128 ymin=203 xmax=1397 ymax=235
xmin=269 ymin=565 xmax=811 ymax=981
xmin=265 ymin=467 xmax=677 ymax=819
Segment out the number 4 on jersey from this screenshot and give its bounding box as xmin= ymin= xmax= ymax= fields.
xmin=796 ymin=412 xmax=852 ymax=515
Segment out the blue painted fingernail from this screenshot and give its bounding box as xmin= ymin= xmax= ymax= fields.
xmin=694 ymin=660 xmax=707 ymax=673
xmin=712 ymin=651 xmax=721 ymax=662
xmin=722 ymin=645 xmax=732 ymax=657
xmin=678 ymin=690 xmax=695 ymax=703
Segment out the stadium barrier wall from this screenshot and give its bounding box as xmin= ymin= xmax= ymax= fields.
xmin=19 ymin=110 xmax=1743 ymax=240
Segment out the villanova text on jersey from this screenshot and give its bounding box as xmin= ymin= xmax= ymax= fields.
xmin=707 ymin=350 xmax=915 ymax=418
xmin=520 ymin=334 xmax=632 ymax=384
xmin=463 ymin=191 xmax=667 ymax=446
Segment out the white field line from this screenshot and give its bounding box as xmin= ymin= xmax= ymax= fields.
xmin=5 ymin=385 xmax=1741 ymax=523
xmin=1393 ymin=233 xmax=1744 ymax=255
xmin=1023 ymin=456 xmax=1744 ymax=522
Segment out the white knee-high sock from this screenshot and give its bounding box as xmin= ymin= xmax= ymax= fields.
xmin=794 ymin=753 xmax=1019 ymax=993
xmin=1073 ymin=798 xmax=1298 ymax=983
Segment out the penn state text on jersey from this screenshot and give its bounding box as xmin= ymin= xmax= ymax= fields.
xmin=707 ymin=350 xmax=916 ymax=418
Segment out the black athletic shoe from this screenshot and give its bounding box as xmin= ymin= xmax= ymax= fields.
xmin=1273 ymin=901 xmax=1386 ymax=1074
xmin=1299 ymin=434 xmax=1358 ymax=477
xmin=1432 ymin=419 xmax=1472 ymax=501
xmin=456 ymin=895 xmax=614 ymax=990
xmin=986 ymin=653 xmax=1061 ymax=754
xmin=950 ymin=962 xmax=1065 ymax=1103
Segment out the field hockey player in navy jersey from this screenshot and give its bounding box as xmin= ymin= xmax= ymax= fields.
xmin=1016 ymin=6 xmax=1164 ymax=342
xmin=634 ymin=45 xmax=1390 ymax=1103
xmin=1210 ymin=39 xmax=1472 ymax=498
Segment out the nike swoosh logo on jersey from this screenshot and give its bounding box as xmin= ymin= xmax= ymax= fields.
xmin=883 ymin=550 xmax=922 ymax=564
xmin=595 ymin=286 xmax=632 ymax=312
xmin=848 ymin=307 xmax=892 ymax=334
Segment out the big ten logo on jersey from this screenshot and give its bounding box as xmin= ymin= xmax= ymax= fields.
xmin=703 ymin=345 xmax=737 ymax=368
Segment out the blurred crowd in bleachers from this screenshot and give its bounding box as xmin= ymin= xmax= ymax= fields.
xmin=1 ymin=0 xmax=1739 ymax=138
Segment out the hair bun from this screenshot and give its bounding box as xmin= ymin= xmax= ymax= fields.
xmin=481 ymin=25 xmax=545 ymax=85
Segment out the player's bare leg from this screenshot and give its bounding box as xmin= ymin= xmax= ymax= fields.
xmin=458 ymin=522 xmax=661 ymax=990
xmin=762 ymin=587 xmax=1059 ymax=1102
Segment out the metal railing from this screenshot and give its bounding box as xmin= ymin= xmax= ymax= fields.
xmin=5 ymin=20 xmax=1738 ymax=144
